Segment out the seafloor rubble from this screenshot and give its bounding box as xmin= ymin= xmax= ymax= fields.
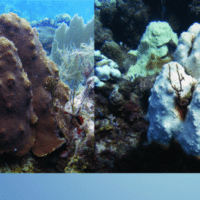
xmin=94 ymin=56 xmax=156 ymax=172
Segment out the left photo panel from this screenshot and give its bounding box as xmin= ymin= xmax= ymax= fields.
xmin=0 ymin=0 xmax=94 ymax=173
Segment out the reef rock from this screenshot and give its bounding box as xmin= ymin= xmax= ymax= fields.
xmin=0 ymin=12 xmax=69 ymax=157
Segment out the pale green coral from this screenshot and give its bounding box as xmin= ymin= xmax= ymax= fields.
xmin=127 ymin=21 xmax=178 ymax=79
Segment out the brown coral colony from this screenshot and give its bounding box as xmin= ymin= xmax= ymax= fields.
xmin=0 ymin=13 xmax=69 ymax=157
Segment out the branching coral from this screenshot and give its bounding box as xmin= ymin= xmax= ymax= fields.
xmin=168 ymin=64 xmax=184 ymax=99
xmin=168 ymin=63 xmax=195 ymax=121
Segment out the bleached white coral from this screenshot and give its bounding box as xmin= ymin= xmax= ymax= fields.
xmin=174 ymin=23 xmax=200 ymax=80
xmin=147 ymin=61 xmax=200 ymax=158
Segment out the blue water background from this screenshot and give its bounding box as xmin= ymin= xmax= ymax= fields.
xmin=0 ymin=174 xmax=199 ymax=200
xmin=0 ymin=0 xmax=94 ymax=23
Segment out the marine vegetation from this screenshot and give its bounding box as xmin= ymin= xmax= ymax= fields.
xmin=50 ymin=14 xmax=94 ymax=90
xmin=58 ymin=39 xmax=94 ymax=90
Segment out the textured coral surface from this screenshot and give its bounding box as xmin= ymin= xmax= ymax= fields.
xmin=0 ymin=37 xmax=36 ymax=156
xmin=0 ymin=12 xmax=69 ymax=157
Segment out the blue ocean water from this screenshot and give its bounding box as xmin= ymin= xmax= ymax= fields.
xmin=0 ymin=0 xmax=94 ymax=23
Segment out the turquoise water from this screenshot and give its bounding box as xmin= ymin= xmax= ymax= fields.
xmin=0 ymin=0 xmax=94 ymax=23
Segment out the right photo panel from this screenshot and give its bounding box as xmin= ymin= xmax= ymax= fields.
xmin=94 ymin=0 xmax=200 ymax=172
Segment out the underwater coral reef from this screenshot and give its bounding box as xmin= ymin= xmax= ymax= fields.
xmin=0 ymin=12 xmax=94 ymax=173
xmin=4 ymin=0 xmax=200 ymax=173
xmin=94 ymin=0 xmax=200 ymax=172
